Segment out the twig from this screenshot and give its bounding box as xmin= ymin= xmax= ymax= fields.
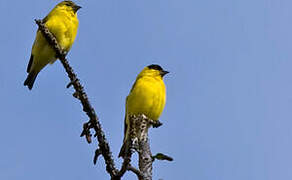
xmin=35 ymin=19 xmax=118 ymax=178
xmin=93 ymin=149 xmax=102 ymax=165
xmin=128 ymin=165 xmax=144 ymax=179
xmin=112 ymin=156 xmax=132 ymax=180
xmin=152 ymin=153 xmax=173 ymax=162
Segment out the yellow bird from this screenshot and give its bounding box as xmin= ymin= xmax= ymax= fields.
xmin=119 ymin=64 xmax=169 ymax=158
xmin=24 ymin=1 xmax=81 ymax=90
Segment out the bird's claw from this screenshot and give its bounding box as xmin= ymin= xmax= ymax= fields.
xmin=151 ymin=120 xmax=163 ymax=128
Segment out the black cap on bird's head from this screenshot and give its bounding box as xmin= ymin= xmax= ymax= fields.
xmin=62 ymin=1 xmax=81 ymax=13
xmin=147 ymin=64 xmax=169 ymax=77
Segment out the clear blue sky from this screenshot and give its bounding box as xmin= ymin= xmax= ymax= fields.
xmin=0 ymin=0 xmax=291 ymax=179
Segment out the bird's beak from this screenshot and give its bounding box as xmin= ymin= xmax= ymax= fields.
xmin=74 ymin=5 xmax=82 ymax=12
xmin=160 ymin=70 xmax=169 ymax=77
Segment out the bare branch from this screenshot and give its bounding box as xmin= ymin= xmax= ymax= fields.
xmin=112 ymin=113 xmax=141 ymax=179
xmin=132 ymin=114 xmax=155 ymax=180
xmin=138 ymin=138 xmax=153 ymax=180
xmin=35 ymin=19 xmax=118 ymax=178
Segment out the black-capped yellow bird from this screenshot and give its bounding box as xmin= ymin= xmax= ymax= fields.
xmin=24 ymin=1 xmax=81 ymax=90
xmin=119 ymin=64 xmax=169 ymax=158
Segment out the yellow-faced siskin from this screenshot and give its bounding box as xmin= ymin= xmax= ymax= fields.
xmin=24 ymin=1 xmax=81 ymax=90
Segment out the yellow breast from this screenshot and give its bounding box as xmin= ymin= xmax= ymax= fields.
xmin=45 ymin=8 xmax=79 ymax=51
xmin=126 ymin=76 xmax=166 ymax=120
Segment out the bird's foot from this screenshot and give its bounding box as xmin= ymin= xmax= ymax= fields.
xmin=150 ymin=120 xmax=163 ymax=128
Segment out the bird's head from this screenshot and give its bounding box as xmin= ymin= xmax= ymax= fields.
xmin=139 ymin=64 xmax=169 ymax=79
xmin=57 ymin=1 xmax=81 ymax=13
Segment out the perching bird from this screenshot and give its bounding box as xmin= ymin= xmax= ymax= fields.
xmin=119 ymin=64 xmax=169 ymax=158
xmin=24 ymin=1 xmax=81 ymax=90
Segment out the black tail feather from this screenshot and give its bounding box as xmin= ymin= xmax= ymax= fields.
xmin=118 ymin=141 xmax=127 ymax=158
xmin=119 ymin=117 xmax=128 ymax=158
xmin=27 ymin=54 xmax=33 ymax=73
xmin=24 ymin=71 xmax=38 ymax=90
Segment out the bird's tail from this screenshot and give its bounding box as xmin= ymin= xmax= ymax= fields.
xmin=118 ymin=115 xmax=129 ymax=158
xmin=24 ymin=71 xmax=38 ymax=90
xmin=118 ymin=140 xmax=128 ymax=158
